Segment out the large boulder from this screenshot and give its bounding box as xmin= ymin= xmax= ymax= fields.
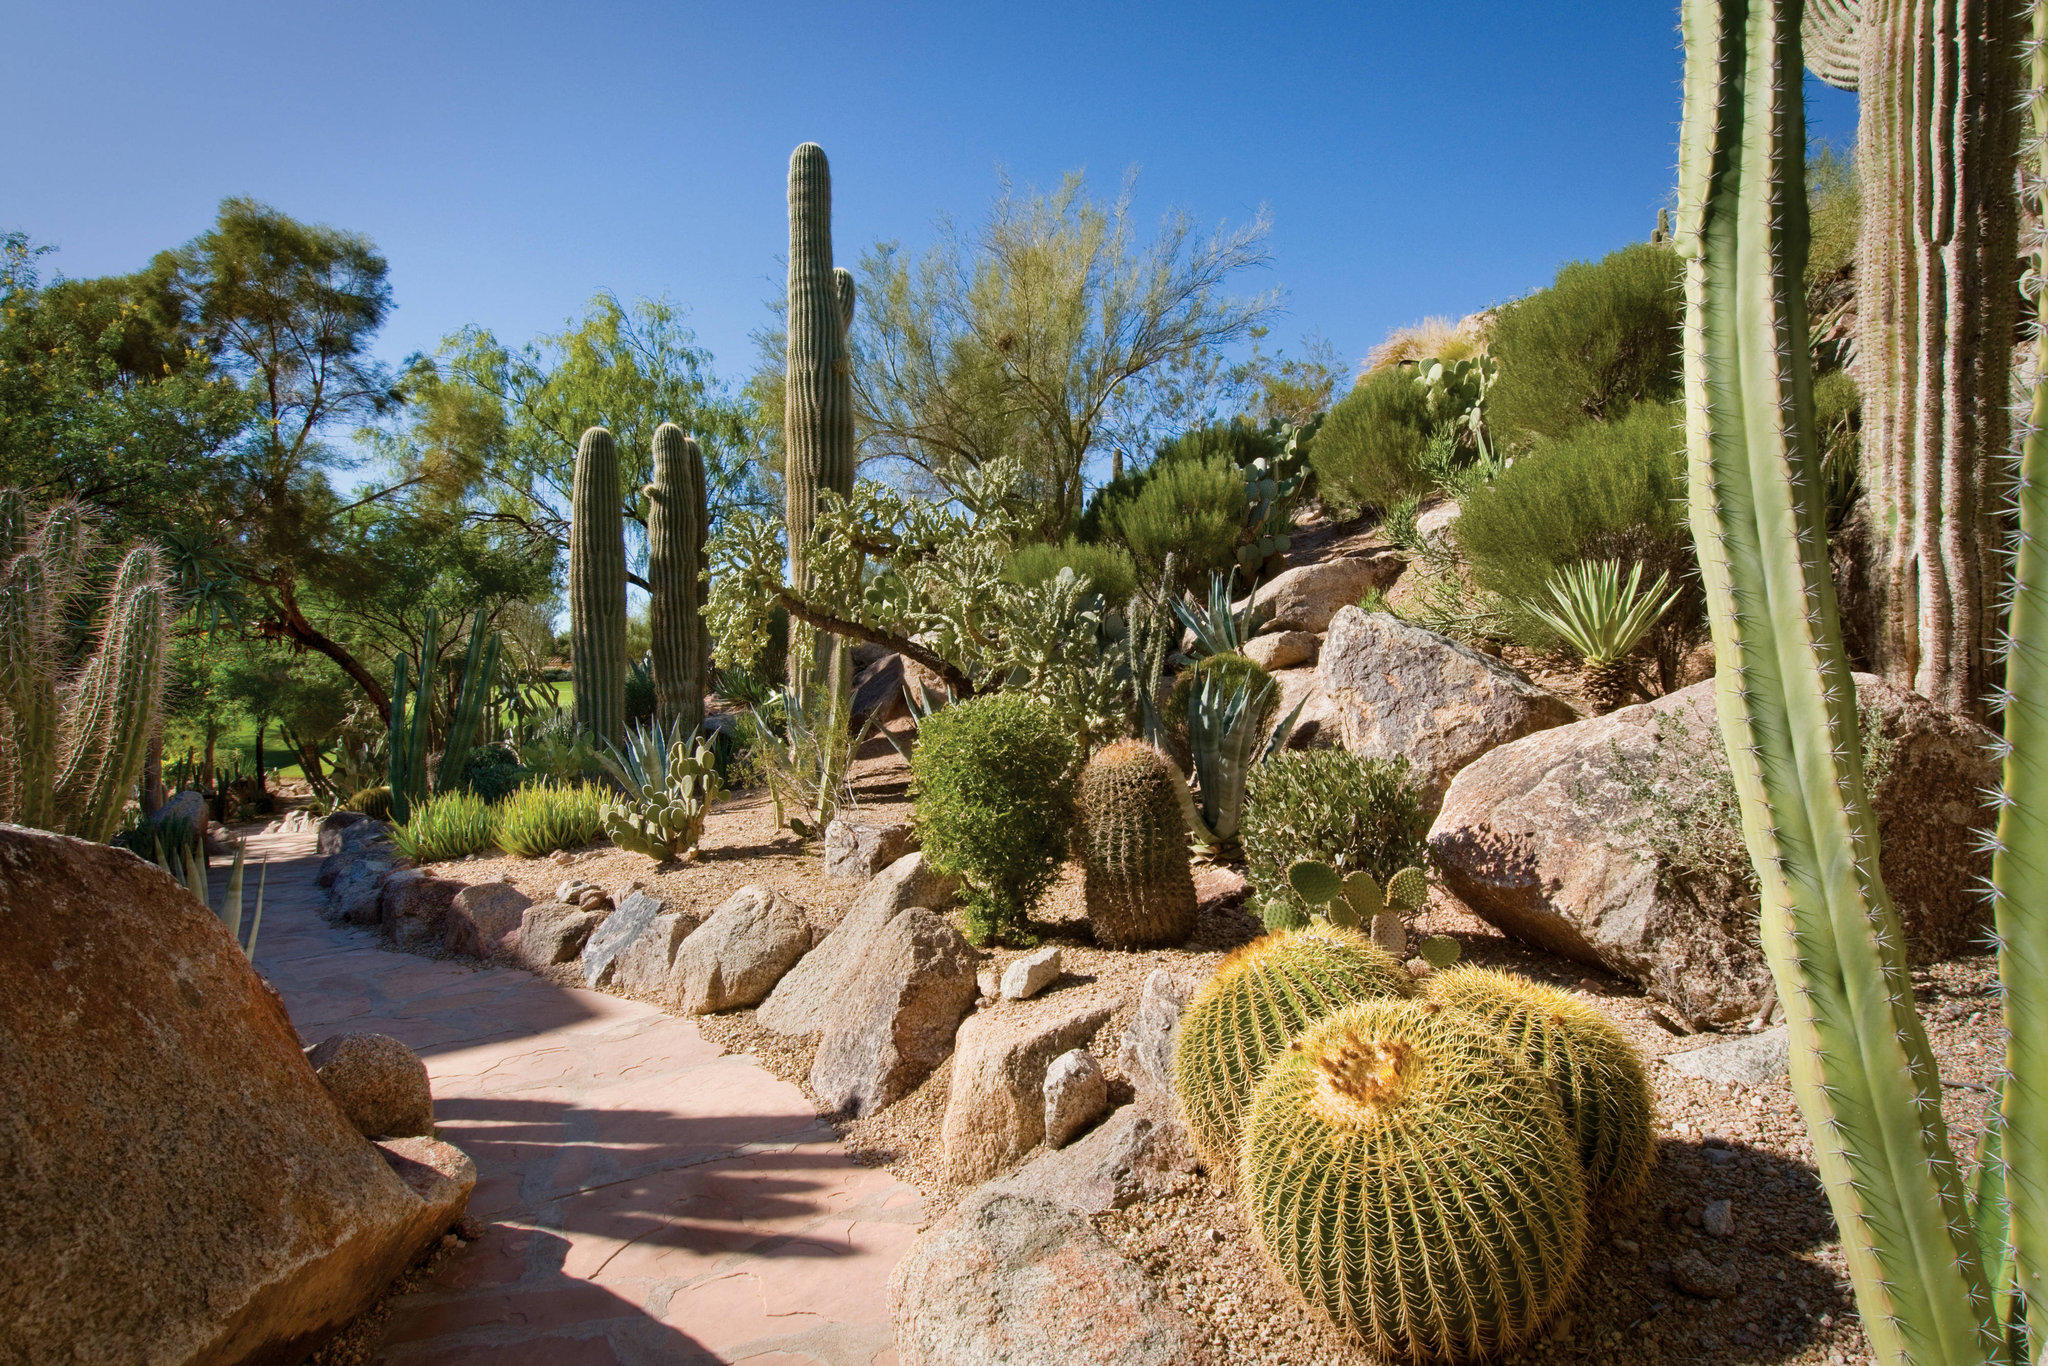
xmin=1239 ymin=552 xmax=1405 ymax=634
xmin=511 ymin=901 xmax=600 ymax=969
xmin=314 ymin=809 xmax=371 ymax=855
xmin=0 ymin=825 xmax=473 ymax=1363
xmin=667 ymin=885 xmax=814 ymax=1014
xmin=1318 ymin=606 xmax=1577 ymax=812
xmin=610 ymin=909 xmax=702 ymax=1001
xmin=808 ymin=905 xmax=979 ymax=1116
xmin=155 ymin=788 xmax=207 ymax=833
xmin=822 ymin=816 xmax=918 ymax=882
xmin=579 ymin=888 xmax=668 ymax=989
xmin=378 ymin=869 xmax=461 ymax=951
xmin=757 ymin=851 xmax=958 ymax=1035
xmin=890 ymin=1190 xmax=1201 ymax=1366
xmin=940 ymin=998 xmax=1118 ymax=1185
xmin=307 ymin=1032 xmax=435 ymax=1139
xmin=1429 ymin=674 xmax=1998 ymax=1023
xmin=325 ymin=851 xmax=400 ymax=925
xmin=1242 ymin=629 xmax=1319 ymax=672
xmin=1270 ymin=665 xmax=1342 ymax=749
xmin=443 ymin=881 xmax=531 ymax=960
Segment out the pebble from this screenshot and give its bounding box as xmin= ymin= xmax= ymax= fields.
xmin=1668 ymin=1251 xmax=1740 ymax=1299
xmin=1702 ymin=1199 xmax=1734 ymax=1237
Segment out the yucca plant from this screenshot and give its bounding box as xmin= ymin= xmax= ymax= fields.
xmin=490 ymin=781 xmax=609 ymax=858
xmin=1523 ymin=558 xmax=1679 ymax=712
xmin=159 ymin=838 xmax=267 ymax=960
xmin=390 ymin=789 xmax=495 ymax=863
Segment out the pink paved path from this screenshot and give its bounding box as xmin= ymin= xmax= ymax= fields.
xmin=242 ymin=827 xmax=920 ymax=1365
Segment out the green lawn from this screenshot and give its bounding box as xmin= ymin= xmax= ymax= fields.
xmin=162 ymin=714 xmax=306 ymax=785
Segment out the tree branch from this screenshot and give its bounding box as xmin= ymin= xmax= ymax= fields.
xmin=773 ymin=589 xmax=973 ymax=697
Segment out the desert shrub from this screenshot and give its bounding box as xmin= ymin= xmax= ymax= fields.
xmin=347 ymin=785 xmax=393 ymax=820
xmin=457 ymin=745 xmax=526 ymax=803
xmin=1806 ymin=145 xmax=1860 ymax=288
xmin=491 ymin=781 xmax=610 ymax=858
xmin=1242 ymin=750 xmax=1429 ymax=925
xmin=1077 ymin=423 xmax=1280 ymax=544
xmin=1004 ymin=538 xmax=1139 ymax=604
xmin=391 ymin=790 xmax=495 ymax=863
xmin=1310 ymin=364 xmax=1437 ymax=514
xmin=1455 ymin=402 xmax=1693 ymax=656
xmin=911 ymin=692 xmax=1078 ymax=946
xmin=518 ymin=714 xmax=606 ymax=784
xmin=1106 ymin=451 xmax=1248 ymax=590
xmin=1487 ymin=243 xmax=1682 ymax=447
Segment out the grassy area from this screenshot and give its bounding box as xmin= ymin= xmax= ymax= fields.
xmin=161 ymin=714 xmax=306 ymax=785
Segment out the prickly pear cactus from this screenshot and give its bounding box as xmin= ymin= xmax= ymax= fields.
xmin=1077 ymin=739 xmax=1197 ymax=948
xmin=1286 ymin=859 xmax=1426 ymax=958
xmin=603 ymin=737 xmax=725 ymax=862
xmin=1241 ymin=998 xmax=1588 ymax=1362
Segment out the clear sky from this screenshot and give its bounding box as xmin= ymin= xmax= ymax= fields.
xmin=5 ymin=1 xmax=1858 ymax=402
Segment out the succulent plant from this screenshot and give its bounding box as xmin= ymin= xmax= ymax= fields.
xmin=158 ymin=837 xmax=268 ymax=961
xmin=1423 ymin=966 xmax=1655 ymax=1201
xmin=387 ymin=609 xmax=500 ymax=824
xmin=646 ymin=422 xmax=708 ymax=736
xmin=1240 ymin=998 xmax=1588 ymax=1362
xmin=1521 ymin=558 xmax=1677 ymax=713
xmin=1285 ymin=859 xmax=1426 ymax=957
xmin=1172 ymin=924 xmax=1412 ymax=1171
xmin=570 ymin=425 xmax=626 ymax=748
xmin=1077 ymin=739 xmax=1196 ymax=948
xmin=599 ymin=720 xmax=725 ymax=862
xmin=347 ymin=785 xmax=393 ymax=821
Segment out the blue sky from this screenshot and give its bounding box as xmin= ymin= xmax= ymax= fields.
xmin=6 ymin=1 xmax=1857 ymax=400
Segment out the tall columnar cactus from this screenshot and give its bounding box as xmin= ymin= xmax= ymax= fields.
xmin=0 ymin=496 xmax=172 ymax=843
xmin=1172 ymin=924 xmax=1412 ymax=1171
xmin=784 ymin=142 xmax=857 ymax=697
xmin=646 ymin=423 xmax=708 ymax=738
xmin=1424 ymin=966 xmax=1656 ymax=1202
xmin=1801 ymin=0 xmax=2024 ymax=719
xmin=1077 ymin=740 xmax=1197 ymax=948
xmin=1677 ymin=3 xmax=1999 ymax=1359
xmin=1241 ymin=1000 xmax=1587 ymax=1363
xmin=386 ymin=610 xmax=436 ymax=825
xmin=570 ymin=425 xmax=627 ymax=747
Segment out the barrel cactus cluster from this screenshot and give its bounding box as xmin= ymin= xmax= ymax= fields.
xmin=1173 ymin=921 xmax=1652 ymax=1360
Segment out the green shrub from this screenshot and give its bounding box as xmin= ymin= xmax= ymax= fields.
xmin=1310 ymin=365 xmax=1437 ymax=514
xmin=1486 ymin=242 xmax=1682 ymax=447
xmin=1004 ymin=538 xmax=1139 ymax=604
xmin=1242 ymin=750 xmax=1429 ymax=927
xmin=348 ymin=785 xmax=393 ymax=821
xmin=1106 ymin=451 xmax=1247 ymax=590
xmin=911 ymin=692 xmax=1078 ymax=946
xmin=491 ymin=781 xmax=610 ymax=858
xmin=1077 ymin=422 xmax=1279 ymax=544
xmin=1454 ymin=402 xmax=1693 ymax=653
xmin=457 ymin=745 xmax=526 ymax=803
xmin=518 ymin=714 xmax=605 ymax=784
xmin=391 ymin=790 xmax=496 ymax=863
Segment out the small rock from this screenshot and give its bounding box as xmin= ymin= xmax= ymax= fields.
xmin=575 ymin=886 xmax=613 ymax=914
xmin=1002 ymin=945 xmax=1063 ymax=1000
xmin=978 ymin=969 xmax=1001 ymax=1001
xmin=1241 ymin=630 xmax=1318 ymax=672
xmin=548 ymin=850 xmax=574 ymax=867
xmin=444 ymin=881 xmax=532 ymax=960
xmin=1702 ymin=1199 xmax=1734 ymax=1237
xmin=1043 ymin=1050 xmax=1109 ymax=1149
xmin=1669 ymin=1251 xmax=1740 ymax=1299
xmin=755 ymin=852 xmax=958 ymax=1036
xmin=512 ymin=902 xmax=599 ymax=968
xmin=579 ymin=889 xmax=666 ymax=988
xmin=822 ymin=817 xmax=918 ymax=882
xmin=610 ymin=909 xmax=702 ymax=1000
xmin=941 ymin=998 xmax=1118 ymax=1184
xmin=808 ymin=905 xmax=978 ymax=1117
xmin=1663 ymin=1027 xmax=1792 ymax=1086
xmin=555 ymin=878 xmax=589 ymax=904
xmin=1613 ymin=1237 xmax=1641 ymax=1255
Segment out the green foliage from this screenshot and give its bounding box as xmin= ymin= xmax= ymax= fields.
xmin=1171 ymin=924 xmax=1413 ymax=1169
xmin=1004 ymin=538 xmax=1138 ymax=605
xmin=599 ymin=722 xmax=725 ymax=861
xmin=994 ymin=568 xmax=1130 ymax=759
xmin=348 ymin=785 xmax=393 ymax=820
xmin=739 ymin=685 xmax=879 ymax=837
xmin=1486 ymin=242 xmax=1683 ymax=447
xmin=1310 ymin=364 xmax=1437 ymax=514
xmin=516 ymin=712 xmax=605 ymax=784
xmin=1425 ymin=966 xmax=1657 ymax=1201
xmin=1106 ymin=451 xmax=1248 ymax=590
xmin=457 ymin=746 xmax=525 ymax=803
xmin=911 ymin=692 xmax=1077 ymax=946
xmin=489 ymin=781 xmax=609 ymax=858
xmin=1521 ymin=558 xmax=1680 ymax=711
xmin=1284 ymin=861 xmax=1427 ymax=958
xmin=1242 ymin=750 xmax=1429 ymax=928
xmin=1168 ymin=651 xmax=1292 ymax=851
xmin=1805 ymin=144 xmax=1860 ymax=289
xmin=1454 ymin=402 xmax=1693 ymax=654
xmin=1171 ymin=569 xmax=1262 ymax=660
xmin=1077 ymin=740 xmax=1196 ymax=948
xmin=391 ymin=789 xmax=495 ymax=863
xmin=1240 ymin=999 xmax=1587 ymax=1361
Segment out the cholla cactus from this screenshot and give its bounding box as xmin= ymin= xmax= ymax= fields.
xmin=0 ymin=494 xmax=172 ymax=842
xmin=601 ymin=722 xmax=724 ymax=862
xmin=1286 ymin=859 xmax=1426 ymax=957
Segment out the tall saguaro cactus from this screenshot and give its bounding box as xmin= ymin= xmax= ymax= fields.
xmin=784 ymin=142 xmax=857 ymax=696
xmin=646 ymin=422 xmax=708 ymax=738
xmin=1678 ymin=2 xmax=2007 ymax=1360
xmin=1803 ymin=0 xmax=2025 ymax=719
xmin=570 ymin=425 xmax=627 ymax=748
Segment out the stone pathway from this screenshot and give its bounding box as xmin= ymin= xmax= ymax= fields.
xmin=240 ymin=828 xmax=919 ymax=1365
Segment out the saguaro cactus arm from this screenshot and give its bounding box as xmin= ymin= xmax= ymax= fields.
xmin=1677 ymin=2 xmax=1994 ymax=1361
xmin=1802 ymin=0 xmax=1861 ymax=88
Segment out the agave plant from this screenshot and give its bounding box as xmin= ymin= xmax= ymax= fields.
xmin=1524 ymin=558 xmax=1679 ymax=713
xmin=1172 ymin=568 xmax=1265 ymax=661
xmin=159 ymin=838 xmax=267 ymax=960
xmin=1183 ymin=666 xmax=1305 ymax=856
xmin=599 ymin=718 xmax=724 ymax=862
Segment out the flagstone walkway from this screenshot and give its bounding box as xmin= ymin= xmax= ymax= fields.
xmin=240 ymin=827 xmax=917 ymax=1366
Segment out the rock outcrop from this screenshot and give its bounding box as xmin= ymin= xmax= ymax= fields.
xmin=1240 ymin=553 xmax=1404 ymax=634
xmin=807 ymin=905 xmax=979 ymax=1117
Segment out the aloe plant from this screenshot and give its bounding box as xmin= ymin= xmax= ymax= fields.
xmin=1523 ymin=558 xmax=1679 ymax=712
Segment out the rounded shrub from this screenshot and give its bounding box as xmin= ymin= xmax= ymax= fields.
xmin=1453 ymin=401 xmax=1693 ymax=651
xmin=1424 ymin=966 xmax=1656 ymax=1201
xmin=1241 ymin=998 xmax=1588 ymax=1362
xmin=1105 ymin=451 xmax=1248 ymax=591
xmin=1486 ymin=242 xmax=1683 ymax=447
xmin=491 ymin=781 xmax=610 ymax=858
xmin=1242 ymin=750 xmax=1428 ymax=929
xmin=457 ymin=745 xmax=527 ymax=803
xmin=391 ymin=790 xmax=495 ymax=863
xmin=1164 ymin=651 xmax=1277 ymax=738
xmin=1077 ymin=740 xmax=1196 ymax=948
xmin=347 ymin=785 xmax=393 ymax=821
xmin=1004 ymin=538 xmax=1139 ymax=605
xmin=1172 ymin=924 xmax=1412 ymax=1171
xmin=911 ymin=691 xmax=1078 ymax=946
xmin=1309 ymin=365 xmax=1436 ymax=515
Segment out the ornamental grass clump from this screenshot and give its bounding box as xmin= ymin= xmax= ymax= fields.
xmin=911 ymin=691 xmax=1077 ymax=946
xmin=391 ymin=790 xmax=495 ymax=863
xmin=490 ymin=781 xmax=609 ymax=858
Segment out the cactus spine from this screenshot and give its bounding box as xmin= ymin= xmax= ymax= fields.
xmin=1424 ymin=966 xmax=1655 ymax=1202
xmin=1077 ymin=740 xmax=1196 ymax=947
xmin=1241 ymin=1000 xmax=1587 ymax=1363
xmin=646 ymin=423 xmax=708 ymax=738
xmin=1677 ymin=3 xmax=1995 ymax=1360
xmin=1173 ymin=924 xmax=1412 ymax=1172
xmin=783 ymin=143 xmax=857 ymax=699
xmin=0 ymin=497 xmax=172 ymax=843
xmin=571 ymin=426 xmax=627 ymax=748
